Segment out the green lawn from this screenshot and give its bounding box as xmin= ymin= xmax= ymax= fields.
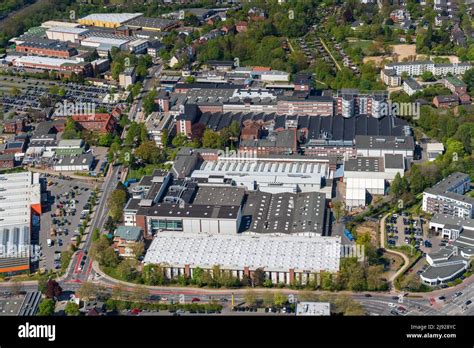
xmin=127 ymin=163 xmax=172 ymax=181
xmin=347 ymin=39 xmax=373 ymax=51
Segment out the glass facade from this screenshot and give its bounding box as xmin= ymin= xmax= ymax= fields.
xmin=150 ymin=219 xmax=183 ymax=232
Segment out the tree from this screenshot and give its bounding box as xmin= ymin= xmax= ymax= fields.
xmin=101 ymin=246 xmax=119 ymax=268
xmin=263 ymin=292 xmax=274 ymax=307
xmin=320 ymin=272 xmax=333 ymax=290
xmin=98 ymin=133 xmax=114 ymax=147
xmin=132 ymin=241 xmax=145 ymax=259
xmin=38 ymin=299 xmax=56 ymax=316
xmin=142 ymin=90 xmax=157 ymax=115
xmin=125 ymin=121 xmax=141 ymax=147
xmin=407 ymin=165 xmax=425 ymax=195
xmin=244 ymin=291 xmax=257 ymax=307
xmin=390 ymin=172 xmax=409 ymax=198
xmin=172 ymin=134 xmax=189 ymax=148
xmin=77 ymin=282 xmax=98 ymax=301
xmin=334 ymin=295 xmax=365 ymax=315
xmin=251 ymin=268 xmax=266 ymax=287
xmin=90 ymin=236 xmax=111 ymax=261
xmin=104 ymin=216 xmax=116 ymax=233
xmin=332 ymin=201 xmax=345 ymax=222
xmin=92 ymin=228 xmax=100 ymax=242
xmin=45 ymin=279 xmax=62 ymax=299
xmin=10 ymin=279 xmax=23 ymax=295
xmin=185 ymin=76 xmax=196 ymax=83
xmin=191 ymin=123 xmax=206 ymax=142
xmin=62 ymin=117 xmax=80 ymax=139
xmin=184 ymin=12 xmax=200 ymax=26
xmin=462 ymin=68 xmax=474 ymax=89
xmin=142 ymin=264 xmax=166 ymax=286
xmin=192 ymin=266 xmax=206 ymax=287
xmin=202 ymin=129 xmax=223 ymax=149
xmin=273 ymin=292 xmax=286 ymax=307
xmin=421 ymin=71 xmax=435 ymax=82
xmin=60 ymin=250 xmax=73 ymax=272
xmin=135 ymin=140 xmax=163 ymax=164
xmin=116 ymin=259 xmax=139 ymax=281
xmin=161 ymin=129 xmax=169 ymax=148
xmin=64 ymin=302 xmax=80 ymax=316
xmin=107 ymin=189 xmax=128 ymax=222
xmin=367 ymin=265 xmax=386 ymax=291
xmin=454 ymin=123 xmax=474 ymax=154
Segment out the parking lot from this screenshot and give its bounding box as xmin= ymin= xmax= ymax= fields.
xmin=386 ymin=213 xmax=428 ymax=250
xmin=0 ymin=296 xmax=23 ymax=316
xmin=0 ymin=75 xmax=113 ymax=114
xmin=34 ymin=175 xmax=97 ymax=272
xmin=386 ymin=212 xmax=450 ymax=279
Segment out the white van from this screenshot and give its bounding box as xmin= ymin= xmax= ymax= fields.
xmin=47 ymin=239 xmax=53 ymax=247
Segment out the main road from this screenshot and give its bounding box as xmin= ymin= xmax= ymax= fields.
xmin=61 ymin=164 xmax=121 ymax=285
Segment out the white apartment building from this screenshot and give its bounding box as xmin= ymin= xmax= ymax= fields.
xmin=384 ymin=61 xmax=471 ymax=77
xmin=403 ymin=78 xmax=422 ymax=96
xmin=422 ymin=172 xmax=474 ymax=218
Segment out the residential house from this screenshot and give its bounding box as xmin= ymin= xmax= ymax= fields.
xmin=433 ymin=95 xmax=460 ymax=108
xmin=113 ymin=226 xmax=143 ymax=258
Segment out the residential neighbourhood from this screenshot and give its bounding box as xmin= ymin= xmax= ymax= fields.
xmin=0 ymin=1 xmax=473 ymax=344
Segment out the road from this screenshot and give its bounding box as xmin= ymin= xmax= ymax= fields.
xmin=128 ymin=64 xmax=162 ymax=122
xmin=62 ymin=164 xmax=121 ymax=285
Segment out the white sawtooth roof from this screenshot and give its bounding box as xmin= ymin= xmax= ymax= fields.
xmin=144 ymin=232 xmax=341 ymax=273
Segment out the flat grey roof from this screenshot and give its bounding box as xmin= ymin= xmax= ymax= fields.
xmin=425 ymin=172 xmax=471 ymax=196
xmin=384 ymin=154 xmax=404 ymax=169
xmin=137 ymin=202 xmax=240 ymax=220
xmin=430 ymin=214 xmax=474 ymax=229
xmin=241 ymin=191 xmax=327 ymax=235
xmin=124 ymin=17 xmax=178 ymax=29
xmin=344 ymin=157 xmax=383 ymax=172
xmin=193 ymin=186 xmax=245 ymax=206
xmin=55 ymin=153 xmax=94 ymax=166
xmin=240 ymin=129 xmax=296 ymax=149
xmin=421 ymin=262 xmax=467 ymax=282
xmin=355 ymin=135 xmax=414 ymax=151
xmin=404 ymin=78 xmax=422 ymax=90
